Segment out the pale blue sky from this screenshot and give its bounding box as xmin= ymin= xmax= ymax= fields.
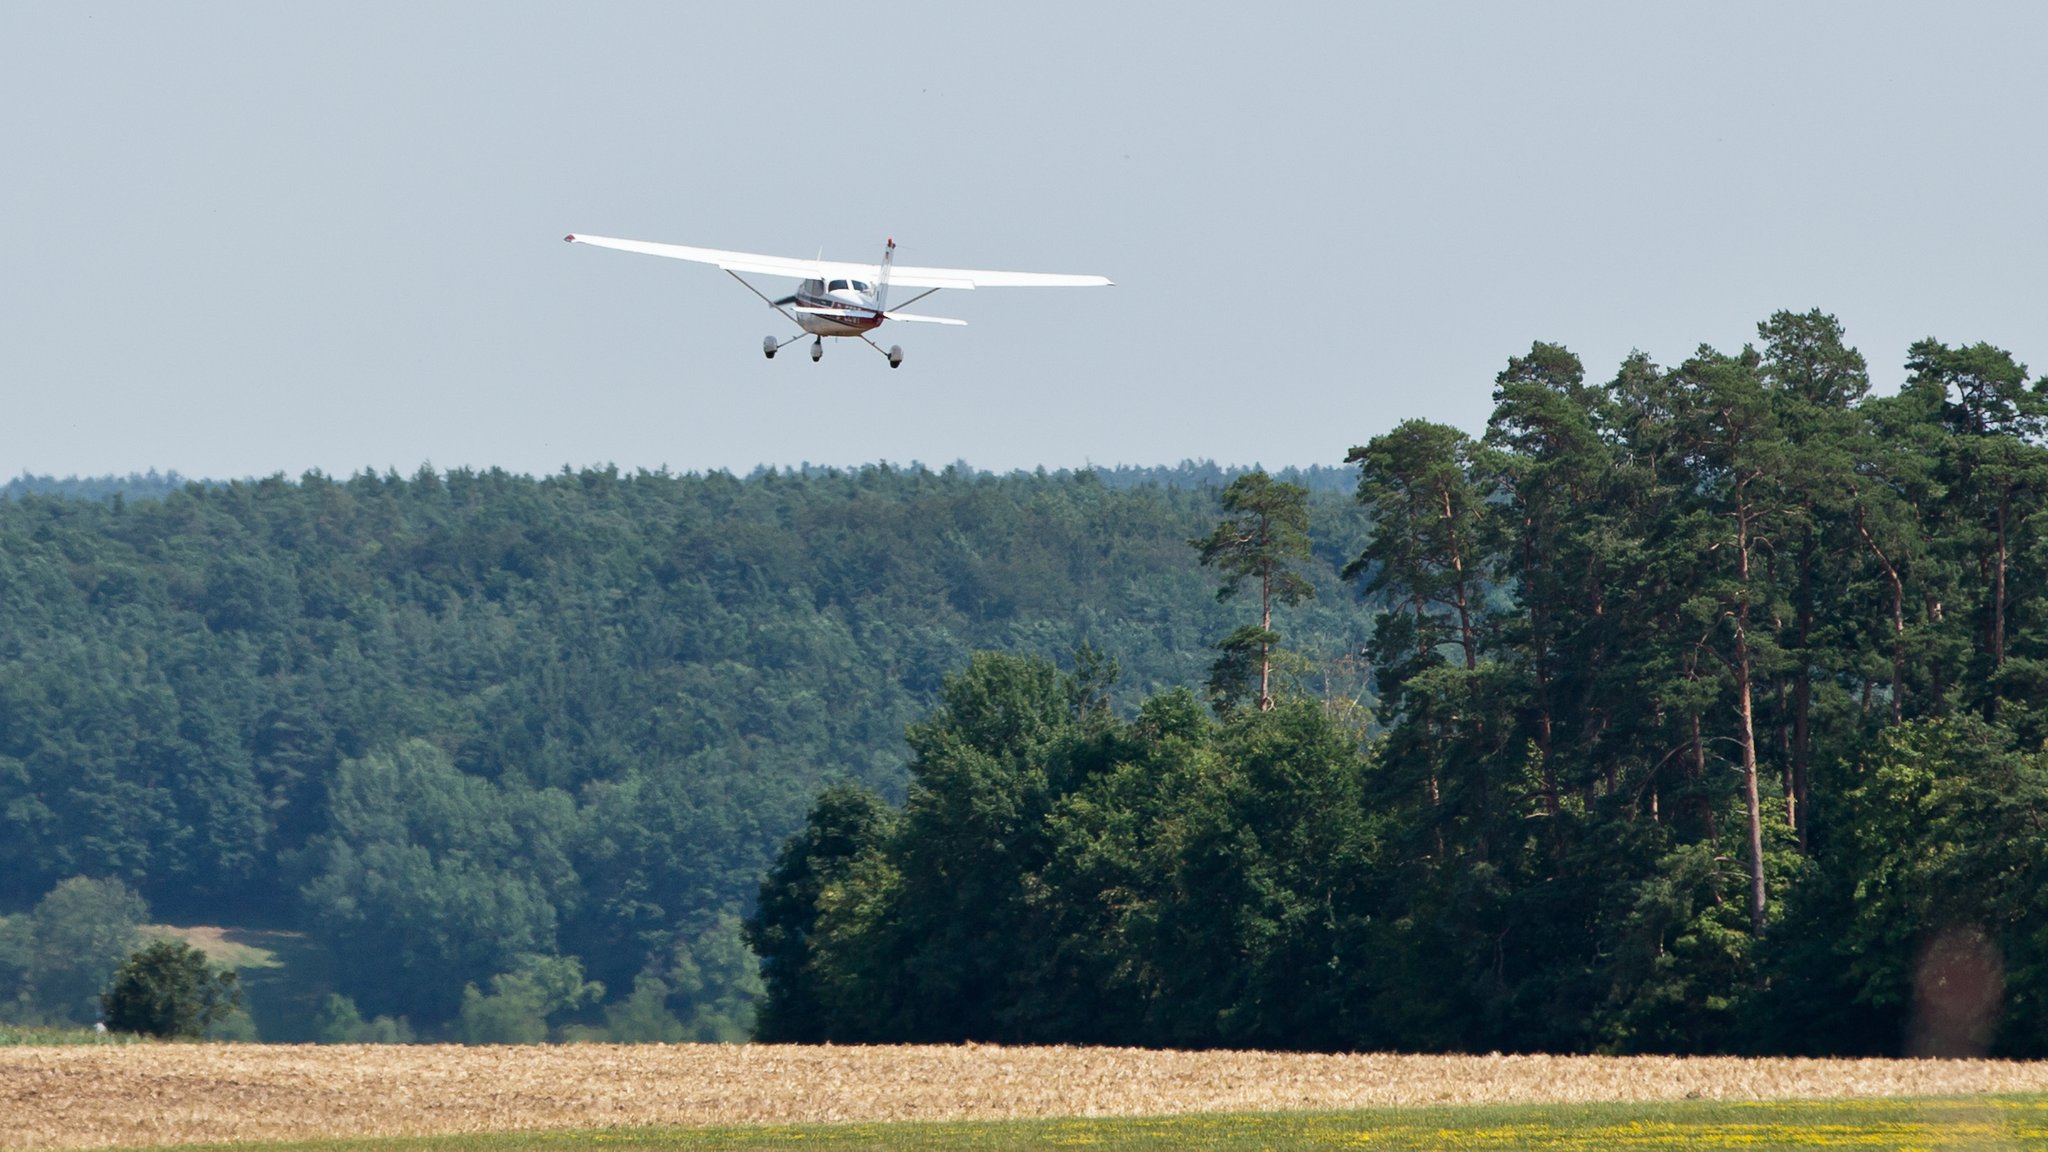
xmin=4 ymin=3 xmax=2044 ymax=479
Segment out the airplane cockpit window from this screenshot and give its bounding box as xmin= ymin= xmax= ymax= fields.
xmin=851 ymin=281 xmax=870 ymax=294
xmin=828 ymin=279 xmax=850 ymax=292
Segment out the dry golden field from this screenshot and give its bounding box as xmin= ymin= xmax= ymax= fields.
xmin=7 ymin=1043 xmax=2048 ymax=1150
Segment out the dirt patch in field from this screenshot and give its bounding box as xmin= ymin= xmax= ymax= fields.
xmin=137 ymin=926 xmax=289 ymax=972
xmin=5 ymin=1044 xmax=2048 ymax=1150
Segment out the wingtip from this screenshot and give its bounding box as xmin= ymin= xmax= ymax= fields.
xmin=563 ymin=234 xmax=577 ymax=243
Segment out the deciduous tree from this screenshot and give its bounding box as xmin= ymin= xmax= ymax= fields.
xmin=100 ymin=939 xmax=239 ymax=1038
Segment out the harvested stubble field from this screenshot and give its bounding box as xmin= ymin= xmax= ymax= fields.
xmin=7 ymin=1044 xmax=2048 ymax=1150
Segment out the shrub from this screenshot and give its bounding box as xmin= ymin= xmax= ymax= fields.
xmin=100 ymin=941 xmax=240 ymax=1038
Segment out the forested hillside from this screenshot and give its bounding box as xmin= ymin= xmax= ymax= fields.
xmin=11 ymin=310 xmax=2046 ymax=1055
xmin=752 ymin=314 xmax=2048 ymax=1057
xmin=0 ymin=462 xmax=1370 ymax=1037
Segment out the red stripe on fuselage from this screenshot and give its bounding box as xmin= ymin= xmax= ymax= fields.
xmin=792 ymin=292 xmax=885 ymax=335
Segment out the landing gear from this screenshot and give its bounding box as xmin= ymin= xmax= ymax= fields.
xmin=858 ymin=334 xmax=905 ymax=368
xmin=767 ymin=332 xmax=908 ymax=368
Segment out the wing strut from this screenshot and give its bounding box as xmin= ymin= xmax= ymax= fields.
xmin=888 ymin=286 xmax=944 ymax=312
xmin=725 ymin=270 xmax=805 ymax=329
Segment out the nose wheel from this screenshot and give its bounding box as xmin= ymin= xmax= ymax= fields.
xmin=810 ymin=338 xmax=824 ymax=362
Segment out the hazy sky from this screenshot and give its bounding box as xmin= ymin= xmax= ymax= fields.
xmin=4 ymin=3 xmax=2044 ymax=480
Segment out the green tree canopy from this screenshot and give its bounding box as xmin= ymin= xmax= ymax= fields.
xmin=0 ymin=877 xmax=147 ymax=1026
xmin=101 ymin=939 xmax=240 ymax=1038
xmin=1192 ymin=470 xmax=1317 ymax=711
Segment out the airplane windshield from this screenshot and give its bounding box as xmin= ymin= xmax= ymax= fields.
xmin=852 ymin=281 xmax=870 ymax=294
xmin=828 ymin=279 xmax=849 ymax=292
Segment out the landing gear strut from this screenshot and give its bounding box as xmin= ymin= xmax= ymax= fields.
xmin=857 ymin=335 xmax=904 ymax=368
xmin=765 ymin=333 xmax=908 ymax=368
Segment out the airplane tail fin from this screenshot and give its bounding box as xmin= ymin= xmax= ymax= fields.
xmin=876 ymin=237 xmax=896 ymax=311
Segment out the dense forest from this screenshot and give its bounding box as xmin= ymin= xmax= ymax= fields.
xmin=8 ymin=310 xmax=2047 ymax=1054
xmin=0 ymin=461 xmax=1371 ymax=1038
xmin=750 ymin=313 xmax=2048 ymax=1057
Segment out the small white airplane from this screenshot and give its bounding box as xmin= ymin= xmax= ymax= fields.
xmin=563 ymin=233 xmax=1112 ymax=367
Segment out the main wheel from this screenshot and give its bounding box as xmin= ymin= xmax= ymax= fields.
xmin=810 ymin=339 xmax=823 ymax=362
xmin=763 ymin=336 xmax=777 ymax=359
xmin=887 ymin=345 xmax=904 ymax=369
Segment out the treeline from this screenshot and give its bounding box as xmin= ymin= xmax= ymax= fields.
xmin=751 ymin=312 xmax=2048 ymax=1056
xmin=0 ymin=462 xmax=1370 ymax=1038
xmin=1 ymin=469 xmax=198 ymax=503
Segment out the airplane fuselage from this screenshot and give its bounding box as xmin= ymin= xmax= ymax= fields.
xmin=789 ymin=277 xmax=886 ymax=336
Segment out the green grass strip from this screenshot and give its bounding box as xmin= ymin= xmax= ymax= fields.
xmin=0 ymin=1024 xmax=145 ymax=1046
xmin=125 ymin=1094 xmax=2048 ymax=1152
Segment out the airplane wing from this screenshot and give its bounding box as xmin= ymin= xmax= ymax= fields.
xmin=565 ymin=235 xmax=831 ymax=280
xmin=564 ymin=234 xmax=1111 ymax=290
xmin=789 ymin=305 xmax=966 ymax=326
xmin=882 ymin=311 xmax=968 ymax=326
xmin=884 ymin=263 xmax=1112 ymax=290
